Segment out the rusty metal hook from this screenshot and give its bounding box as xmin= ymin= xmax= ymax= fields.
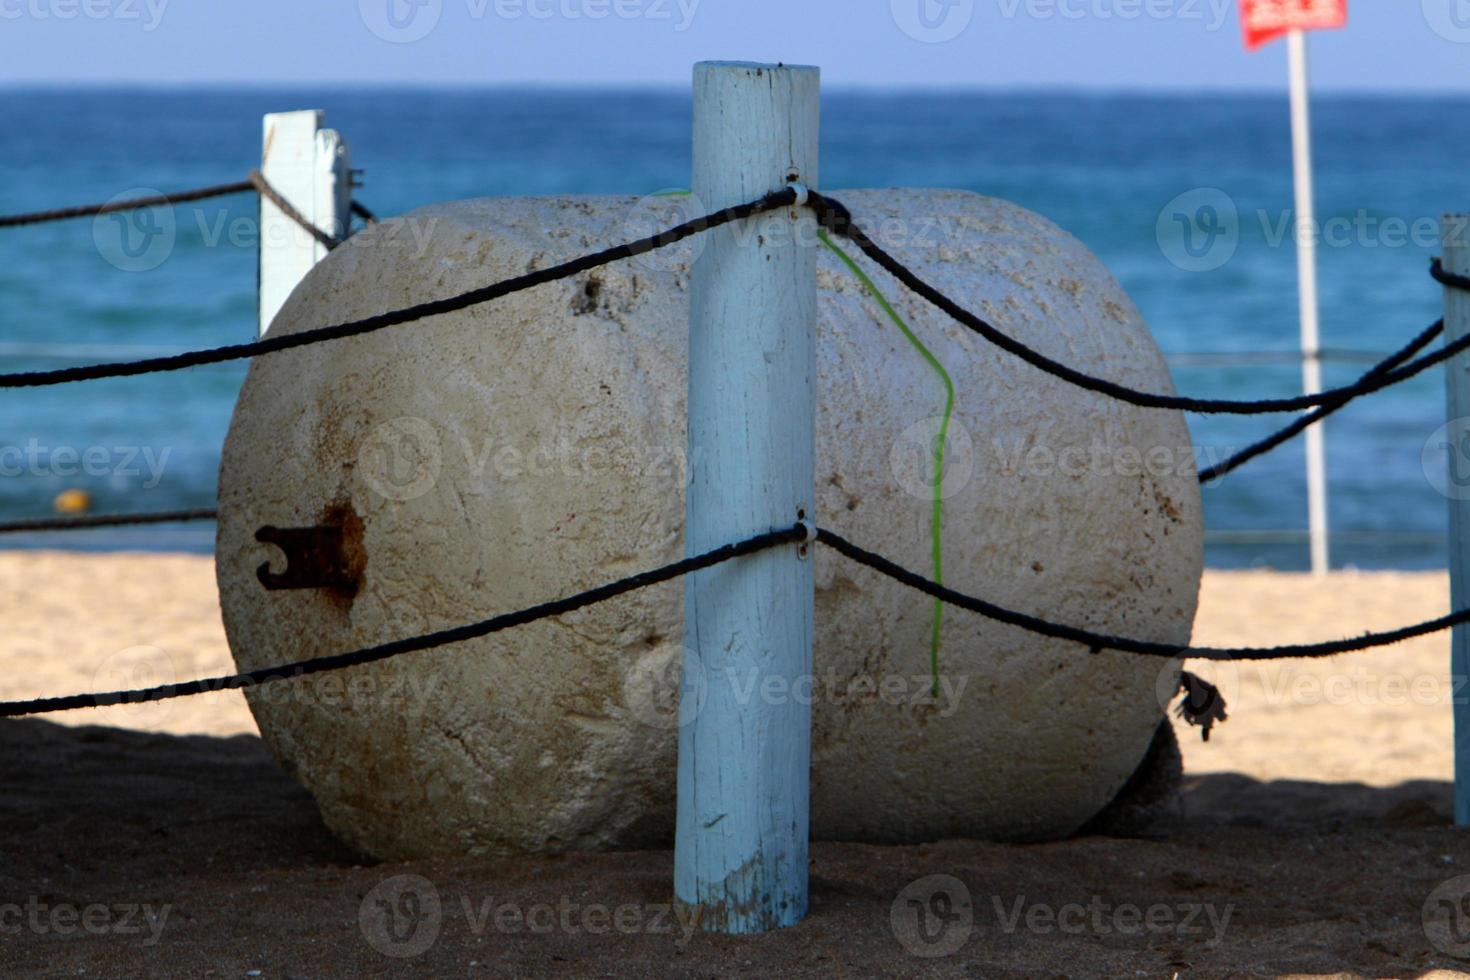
xmin=256 ymin=524 xmax=359 ymax=595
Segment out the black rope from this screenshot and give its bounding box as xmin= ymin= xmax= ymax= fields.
xmin=1432 ymin=257 xmax=1470 ymax=293
xmin=6 ymin=521 xmax=1470 ymax=717
xmin=0 ymin=508 xmax=217 ymax=534
xmin=0 ymin=171 xmax=359 ymax=249
xmin=350 ymin=200 xmax=378 ymax=225
xmin=0 ymin=180 xmax=255 ymax=229
xmin=812 ymin=193 xmax=1469 ymax=416
xmin=1197 ymin=256 xmax=1464 ymax=481
xmin=1198 ymin=319 xmax=1445 ymax=483
xmin=0 ymin=523 xmax=804 ymax=718
xmin=0 ymin=187 xmax=799 ymax=389
xmin=248 ymin=169 xmax=341 ymax=250
xmin=815 ymin=526 xmax=1470 ymax=662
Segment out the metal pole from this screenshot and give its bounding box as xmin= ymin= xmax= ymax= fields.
xmin=1442 ymin=215 xmax=1470 ymax=824
xmin=676 ymin=60 xmax=819 ymax=934
xmin=1287 ymin=29 xmax=1330 ymax=575
xmin=258 ymin=110 xmax=352 ymax=337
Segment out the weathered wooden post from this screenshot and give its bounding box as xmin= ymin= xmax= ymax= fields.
xmin=1443 ymin=215 xmax=1470 ymax=825
xmin=675 ymin=61 xmax=819 ymax=933
xmin=258 ymin=110 xmax=353 ymax=337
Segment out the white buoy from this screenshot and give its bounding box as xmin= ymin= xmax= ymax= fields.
xmin=216 ymin=188 xmax=1202 ymax=861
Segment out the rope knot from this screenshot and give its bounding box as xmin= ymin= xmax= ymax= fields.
xmin=808 ymin=191 xmax=854 ymax=238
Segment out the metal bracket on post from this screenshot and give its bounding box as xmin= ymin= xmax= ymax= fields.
xmin=675 ymin=61 xmax=820 ymax=935
xmin=1443 ymin=214 xmax=1470 ymax=825
xmin=258 ymin=110 xmax=353 ymax=338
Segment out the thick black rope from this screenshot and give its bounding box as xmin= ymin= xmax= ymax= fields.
xmin=812 ymin=193 xmax=1470 ymax=416
xmin=9 ymin=522 xmax=1468 ymax=719
xmin=0 ymin=180 xmax=255 ymax=229
xmin=1197 ymin=259 xmax=1464 ymax=480
xmin=1432 ymin=257 xmax=1470 ymax=293
xmin=1198 ymin=319 xmax=1445 ymax=483
xmin=815 ymin=527 xmax=1470 ymax=662
xmin=0 ymin=173 xmax=347 ymax=252
xmin=0 ymin=523 xmax=805 ymax=718
xmin=0 ymin=508 xmax=217 ymax=534
xmin=248 ymin=169 xmax=342 ymax=250
xmin=0 ymin=187 xmax=799 ymax=389
xmin=350 ymin=200 xmax=378 ymax=225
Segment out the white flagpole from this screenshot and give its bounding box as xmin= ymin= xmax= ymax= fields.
xmin=1287 ymin=28 xmax=1329 ymax=576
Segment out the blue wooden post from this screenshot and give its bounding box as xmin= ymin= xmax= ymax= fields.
xmin=1444 ymin=215 xmax=1470 ymax=825
xmin=675 ymin=61 xmax=819 ymax=933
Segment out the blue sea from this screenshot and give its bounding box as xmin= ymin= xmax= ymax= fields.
xmin=0 ymin=88 xmax=1465 ymax=569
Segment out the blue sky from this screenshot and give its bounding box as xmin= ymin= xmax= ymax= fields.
xmin=0 ymin=1 xmax=1466 ymax=91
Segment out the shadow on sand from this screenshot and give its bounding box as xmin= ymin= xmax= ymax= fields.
xmin=1 ymin=718 xmax=1464 ymax=978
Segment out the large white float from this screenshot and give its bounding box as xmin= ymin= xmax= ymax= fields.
xmin=216 ymin=188 xmax=1203 ymax=860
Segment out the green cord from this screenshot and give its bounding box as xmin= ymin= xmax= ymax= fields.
xmin=650 ymin=191 xmax=955 ymax=695
xmin=819 ymin=230 xmax=954 ymax=697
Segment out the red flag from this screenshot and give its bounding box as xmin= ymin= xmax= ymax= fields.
xmin=1240 ymin=0 xmax=1347 ymax=50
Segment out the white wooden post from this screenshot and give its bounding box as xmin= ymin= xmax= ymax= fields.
xmin=258 ymin=110 xmax=352 ymax=337
xmin=1443 ymin=215 xmax=1470 ymax=825
xmin=1287 ymin=30 xmax=1330 ymax=576
xmin=675 ymin=61 xmax=819 ymax=934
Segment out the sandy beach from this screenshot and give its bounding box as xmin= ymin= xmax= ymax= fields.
xmin=3 ymin=552 xmax=1470 ymax=978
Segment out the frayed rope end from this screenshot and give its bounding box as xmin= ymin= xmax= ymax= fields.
xmin=1175 ymin=670 xmax=1228 ymax=742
